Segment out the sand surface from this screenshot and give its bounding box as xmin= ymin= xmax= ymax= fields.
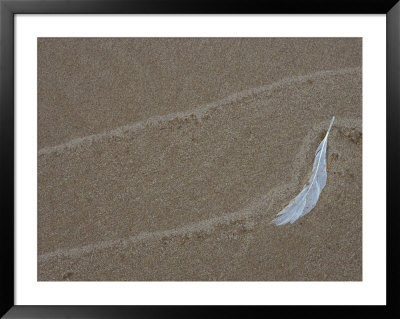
xmin=38 ymin=38 xmax=362 ymax=281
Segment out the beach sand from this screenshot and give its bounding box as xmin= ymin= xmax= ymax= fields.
xmin=38 ymin=38 xmax=362 ymax=281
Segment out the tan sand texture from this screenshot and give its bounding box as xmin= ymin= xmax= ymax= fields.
xmin=38 ymin=38 xmax=362 ymax=281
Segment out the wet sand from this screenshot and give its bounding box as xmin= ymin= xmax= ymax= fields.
xmin=38 ymin=38 xmax=362 ymax=281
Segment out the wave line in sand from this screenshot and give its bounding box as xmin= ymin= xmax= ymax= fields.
xmin=38 ymin=117 xmax=361 ymax=262
xmin=39 ymin=193 xmax=270 ymax=262
xmin=38 ymin=67 xmax=361 ymax=156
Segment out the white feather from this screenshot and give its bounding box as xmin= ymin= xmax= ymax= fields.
xmin=272 ymin=117 xmax=335 ymax=226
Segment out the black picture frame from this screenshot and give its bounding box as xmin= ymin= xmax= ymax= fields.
xmin=1 ymin=0 xmax=398 ymax=318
